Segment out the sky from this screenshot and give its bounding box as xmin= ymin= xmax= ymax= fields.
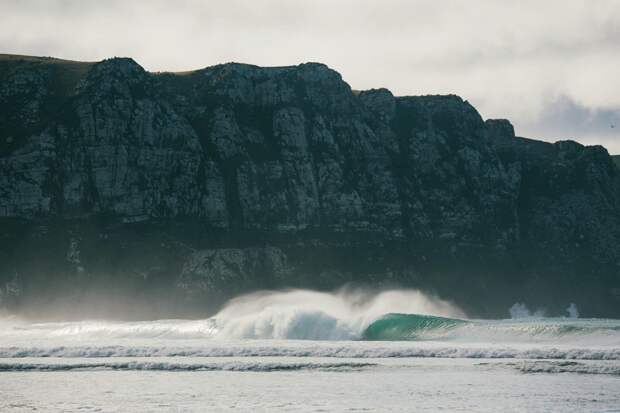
xmin=1 ymin=0 xmax=619 ymax=153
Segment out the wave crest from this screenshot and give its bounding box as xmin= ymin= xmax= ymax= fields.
xmin=211 ymin=288 xmax=465 ymax=340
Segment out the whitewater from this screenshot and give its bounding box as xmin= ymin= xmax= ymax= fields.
xmin=1 ymin=289 xmax=619 ymax=412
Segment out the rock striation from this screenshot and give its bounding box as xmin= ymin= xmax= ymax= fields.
xmin=1 ymin=54 xmax=619 ymax=318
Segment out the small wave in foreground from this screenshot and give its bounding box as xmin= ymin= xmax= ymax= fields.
xmin=0 ymin=344 xmax=619 ymax=360
xmin=0 ymin=361 xmax=375 ymax=372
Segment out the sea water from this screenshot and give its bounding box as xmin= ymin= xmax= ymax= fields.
xmin=1 ymin=289 xmax=619 ymax=412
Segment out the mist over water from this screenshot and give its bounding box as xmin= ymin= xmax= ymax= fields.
xmin=0 ymin=288 xmax=465 ymax=343
xmin=566 ymin=303 xmax=580 ymax=318
xmin=1 ymin=288 xmax=619 ymax=347
xmin=509 ymin=302 xmax=547 ymax=319
xmin=509 ymin=302 xmax=581 ymax=319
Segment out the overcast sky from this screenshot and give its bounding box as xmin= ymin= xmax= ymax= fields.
xmin=2 ymin=0 xmax=619 ymax=153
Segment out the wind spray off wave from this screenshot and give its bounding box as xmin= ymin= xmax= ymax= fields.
xmin=210 ymin=288 xmax=465 ymax=340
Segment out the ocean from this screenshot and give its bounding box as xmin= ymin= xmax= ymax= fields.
xmin=1 ymin=289 xmax=619 ymax=412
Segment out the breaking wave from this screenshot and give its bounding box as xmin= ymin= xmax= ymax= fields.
xmin=0 ymin=289 xmax=465 ymax=342
xmin=361 ymin=314 xmax=620 ymax=343
xmin=1 ymin=289 xmax=620 ymax=344
xmin=210 ymin=288 xmax=465 ymax=340
xmin=362 ymin=314 xmax=466 ymax=340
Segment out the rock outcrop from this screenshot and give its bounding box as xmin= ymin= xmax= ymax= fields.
xmin=1 ymin=54 xmax=619 ymax=318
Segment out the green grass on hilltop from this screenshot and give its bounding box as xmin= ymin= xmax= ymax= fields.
xmin=0 ymin=54 xmax=95 ymax=96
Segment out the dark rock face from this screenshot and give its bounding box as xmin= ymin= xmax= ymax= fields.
xmin=1 ymin=54 xmax=619 ymax=318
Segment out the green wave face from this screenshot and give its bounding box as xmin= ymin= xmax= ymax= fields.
xmin=362 ymin=313 xmax=466 ymax=341
xmin=362 ymin=314 xmax=620 ymax=342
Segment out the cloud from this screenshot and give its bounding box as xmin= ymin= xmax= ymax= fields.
xmin=518 ymin=96 xmax=620 ymax=154
xmin=1 ymin=0 xmax=619 ymax=153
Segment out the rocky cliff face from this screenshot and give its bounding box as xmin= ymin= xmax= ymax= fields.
xmin=1 ymin=54 xmax=619 ymax=318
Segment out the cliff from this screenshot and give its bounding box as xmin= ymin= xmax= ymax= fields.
xmin=1 ymin=54 xmax=619 ymax=318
